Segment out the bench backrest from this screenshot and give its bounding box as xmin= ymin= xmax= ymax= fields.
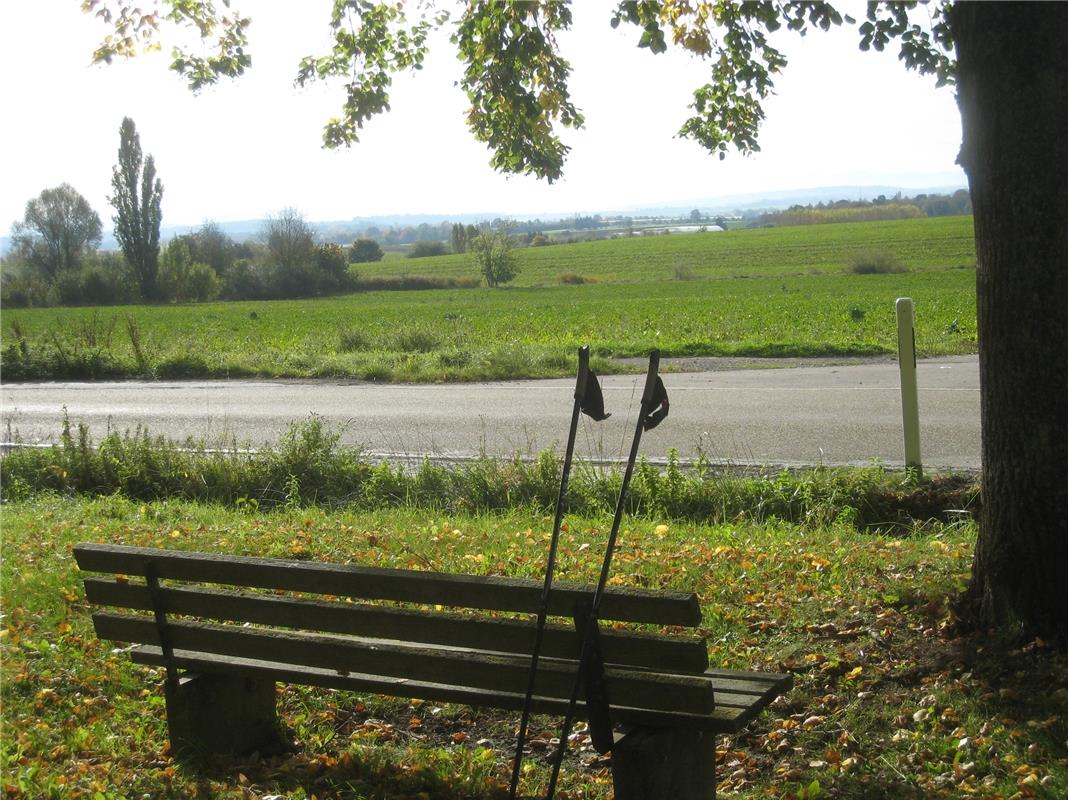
xmin=75 ymin=543 xmax=715 ymax=723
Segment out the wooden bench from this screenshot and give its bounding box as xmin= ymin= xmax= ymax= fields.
xmin=74 ymin=542 xmax=791 ymax=799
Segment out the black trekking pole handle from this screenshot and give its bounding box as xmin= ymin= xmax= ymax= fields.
xmin=543 ymin=350 xmax=666 ymax=800
xmin=509 ymin=346 xmax=607 ymax=800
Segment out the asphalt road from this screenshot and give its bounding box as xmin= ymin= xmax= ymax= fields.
xmin=0 ymin=356 xmax=981 ymax=471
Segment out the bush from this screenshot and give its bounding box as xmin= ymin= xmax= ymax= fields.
xmin=408 ymin=240 xmax=448 ymax=258
xmin=78 ymin=266 xmax=118 ymax=305
xmin=159 ymin=240 xmax=222 ymax=303
xmin=471 ymin=228 xmax=518 ymax=287
xmin=1 ymin=257 xmax=135 ymax=309
xmin=349 ymin=238 xmax=384 ymax=263
xmin=673 ymin=262 xmax=696 ymax=280
xmin=316 ymin=243 xmax=348 ymax=280
xmin=848 ymin=250 xmax=907 ymax=274
xmin=185 ymin=262 xmax=222 ymax=302
xmin=222 ymin=258 xmax=267 ymax=300
xmin=557 ymin=272 xmax=590 ymax=285
xmin=355 ymin=275 xmax=479 ymax=292
xmin=0 ymin=265 xmax=49 ymax=307
xmin=51 ymin=271 xmax=86 ymax=305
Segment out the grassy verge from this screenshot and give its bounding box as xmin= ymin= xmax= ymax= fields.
xmin=1 ymin=419 xmax=979 ymax=531
xmin=2 ymin=217 xmax=977 ymax=382
xmin=2 ymin=493 xmax=1065 ymax=799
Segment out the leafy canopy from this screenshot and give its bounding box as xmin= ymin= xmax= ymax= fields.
xmin=10 ymin=183 xmax=103 ymax=280
xmin=82 ymin=1 xmax=956 ymax=180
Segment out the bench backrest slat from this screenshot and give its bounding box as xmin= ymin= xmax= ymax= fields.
xmin=92 ymin=612 xmax=716 ymax=716
xmin=83 ymin=578 xmax=708 ymax=672
xmin=74 ymin=543 xmax=701 ymax=626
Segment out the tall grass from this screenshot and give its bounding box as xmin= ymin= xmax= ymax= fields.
xmin=0 ymin=418 xmax=979 ymax=531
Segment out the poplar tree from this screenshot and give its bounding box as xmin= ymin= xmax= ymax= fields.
xmin=110 ymin=117 xmax=163 ymax=300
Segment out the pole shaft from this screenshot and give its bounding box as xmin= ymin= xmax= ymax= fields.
xmin=509 ymin=348 xmax=588 ymax=800
xmin=545 ymin=351 xmax=660 ymax=799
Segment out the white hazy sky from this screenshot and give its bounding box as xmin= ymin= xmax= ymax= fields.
xmin=1 ymin=1 xmax=965 ymax=228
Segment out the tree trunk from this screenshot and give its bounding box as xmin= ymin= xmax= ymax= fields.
xmin=950 ymin=3 xmax=1068 ymax=639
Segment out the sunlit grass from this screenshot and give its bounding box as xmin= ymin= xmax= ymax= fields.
xmin=2 ymin=493 xmax=1064 ymax=799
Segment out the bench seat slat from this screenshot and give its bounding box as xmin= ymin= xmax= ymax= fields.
xmin=130 ymin=647 xmax=776 ymax=733
xmin=74 ymin=543 xmax=701 ymax=626
xmin=84 ymin=579 xmax=708 ymax=673
xmin=94 ymin=613 xmax=716 ymax=715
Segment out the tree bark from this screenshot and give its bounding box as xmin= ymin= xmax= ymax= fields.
xmin=950 ymin=2 xmax=1068 ymax=639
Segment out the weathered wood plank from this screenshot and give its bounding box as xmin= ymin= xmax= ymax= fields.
xmin=697 ymin=673 xmax=793 ymax=699
xmin=94 ymin=613 xmax=716 ymax=715
xmin=83 ymin=579 xmax=708 ymax=672
xmin=74 ymin=543 xmax=701 ymax=626
xmin=130 ymin=647 xmax=757 ymax=732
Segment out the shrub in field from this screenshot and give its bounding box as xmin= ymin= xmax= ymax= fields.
xmin=408 ymin=240 xmax=448 ymax=258
xmin=471 ymin=227 xmax=518 ymax=287
xmin=76 ymin=263 xmax=131 ymax=305
xmin=673 ymin=262 xmax=696 ymax=280
xmin=557 ymin=272 xmax=590 ymax=285
xmin=158 ymin=239 xmax=222 ymax=303
xmin=848 ymin=250 xmax=906 ymax=274
xmin=222 ymin=258 xmax=267 ymax=300
xmin=348 ymin=237 xmax=383 ymax=263
xmin=184 ymin=262 xmax=223 ymax=302
xmin=315 ymin=243 xmax=350 ymax=289
xmin=355 ymin=275 xmax=479 ymax=291
xmin=0 ymin=268 xmax=50 ymax=307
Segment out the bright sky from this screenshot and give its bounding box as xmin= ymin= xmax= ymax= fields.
xmin=1 ymin=1 xmax=965 ymax=228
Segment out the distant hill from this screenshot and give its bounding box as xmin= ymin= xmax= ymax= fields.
xmin=626 ymin=184 xmax=968 ymax=217
xmin=0 ymin=183 xmax=967 ymax=254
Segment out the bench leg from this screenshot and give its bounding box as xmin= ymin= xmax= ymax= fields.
xmin=611 ymin=727 xmax=716 ymax=800
xmin=165 ymin=673 xmax=283 ymax=758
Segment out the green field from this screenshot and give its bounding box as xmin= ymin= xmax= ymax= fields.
xmin=2 ymin=216 xmax=977 ymax=382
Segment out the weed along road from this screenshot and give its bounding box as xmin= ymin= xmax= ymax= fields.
xmin=1 ymin=356 xmax=980 ymax=472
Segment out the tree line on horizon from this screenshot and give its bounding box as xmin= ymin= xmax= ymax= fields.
xmin=755 ymin=189 xmax=972 ymax=227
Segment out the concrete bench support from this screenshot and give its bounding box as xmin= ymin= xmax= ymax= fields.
xmin=165 ymin=673 xmax=280 ymax=757
xmin=612 ymin=726 xmax=717 ymax=800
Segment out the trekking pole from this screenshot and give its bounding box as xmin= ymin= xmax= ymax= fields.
xmin=544 ymin=349 xmax=669 ymax=800
xmin=508 ymin=345 xmax=609 ymax=800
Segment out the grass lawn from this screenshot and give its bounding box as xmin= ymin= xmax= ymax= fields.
xmin=3 ymin=492 xmax=1065 ymax=799
xmin=2 ymin=217 xmax=977 ymax=382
